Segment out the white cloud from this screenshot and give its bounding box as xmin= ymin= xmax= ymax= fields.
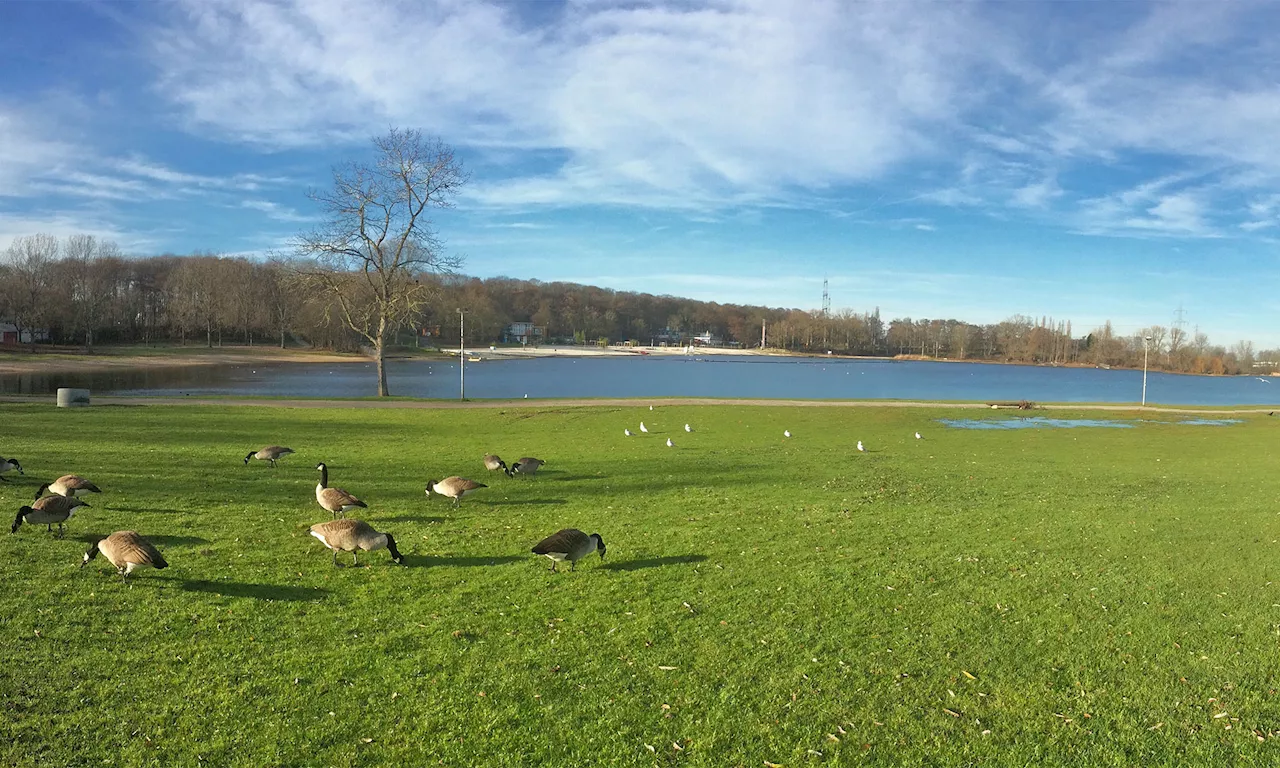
xmin=147 ymin=0 xmax=997 ymax=209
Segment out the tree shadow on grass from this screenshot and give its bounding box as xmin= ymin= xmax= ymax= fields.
xmin=108 ymin=507 xmax=190 ymax=516
xmin=376 ymin=515 xmax=447 ymax=524
xmin=181 ymin=579 xmax=329 ymax=602
xmin=486 ymin=498 xmax=567 ymax=506
xmin=405 ymin=554 xmax=524 ymax=568
xmin=600 ymin=555 xmax=709 ymax=572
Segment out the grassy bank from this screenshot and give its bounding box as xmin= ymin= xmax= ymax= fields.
xmin=2 ymin=402 xmax=1278 ymax=765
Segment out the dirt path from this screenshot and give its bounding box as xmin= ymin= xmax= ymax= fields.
xmin=0 ymin=394 xmax=1267 ymax=415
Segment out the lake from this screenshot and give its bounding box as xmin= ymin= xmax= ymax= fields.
xmin=2 ymin=355 xmax=1277 ymax=406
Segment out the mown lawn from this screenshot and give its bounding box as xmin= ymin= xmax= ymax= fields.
xmin=2 ymin=402 xmax=1279 ymax=766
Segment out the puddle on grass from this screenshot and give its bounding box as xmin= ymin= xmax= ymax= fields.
xmin=940 ymin=417 xmax=1243 ymax=430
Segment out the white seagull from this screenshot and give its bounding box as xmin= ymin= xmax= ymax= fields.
xmin=915 ymin=432 xmax=922 ymax=440
xmin=784 ymin=430 xmax=791 ymax=438
xmin=666 ymin=438 xmax=674 ymax=447
xmin=624 ymin=428 xmax=632 ymax=437
xmin=684 ymin=424 xmax=692 ymax=432
xmin=649 ymin=405 xmax=654 ymax=411
xmin=857 ymin=441 xmax=865 ymax=452
xmin=640 ymin=422 xmax=648 ymax=433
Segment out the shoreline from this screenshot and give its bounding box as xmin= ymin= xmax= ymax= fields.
xmin=0 ymin=346 xmax=361 ymax=376
xmin=0 ymin=342 xmax=1271 ymax=381
xmin=0 ymin=394 xmax=1269 ymax=415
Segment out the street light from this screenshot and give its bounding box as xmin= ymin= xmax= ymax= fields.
xmin=458 ymin=308 xmax=466 ymax=401
xmin=1141 ymin=335 xmax=1153 ymax=407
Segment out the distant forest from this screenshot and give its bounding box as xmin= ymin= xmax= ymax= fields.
xmin=0 ymin=233 xmax=1270 ymax=375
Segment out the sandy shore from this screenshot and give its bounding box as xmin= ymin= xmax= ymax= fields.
xmin=0 ymin=347 xmax=360 ymax=376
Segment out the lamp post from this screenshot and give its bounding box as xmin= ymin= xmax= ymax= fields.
xmin=1141 ymin=335 xmax=1153 ymax=407
xmin=458 ymin=308 xmax=466 ymax=401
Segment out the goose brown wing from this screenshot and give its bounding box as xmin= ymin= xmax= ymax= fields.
xmin=56 ymin=475 xmax=100 ymax=493
xmin=532 ymin=528 xmax=587 ymax=555
xmin=107 ymin=531 xmax=167 ymax=568
xmin=320 ymin=487 xmax=366 ymax=509
xmin=32 ymin=495 xmax=84 ymax=515
xmin=310 ymin=518 xmax=373 ymax=548
xmin=444 ymin=476 xmax=487 ymax=493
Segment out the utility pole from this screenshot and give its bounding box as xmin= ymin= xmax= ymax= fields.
xmin=458 ymin=308 xmax=466 ymax=401
xmin=761 ymin=318 xmax=767 ymax=349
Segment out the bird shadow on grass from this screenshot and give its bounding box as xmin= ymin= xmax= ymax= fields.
xmin=541 ymin=473 xmax=605 ymax=482
xmin=376 ymin=515 xmax=447 ymax=524
xmin=406 ymin=554 xmax=524 ymax=568
xmin=181 ymin=579 xmax=329 ymax=602
xmin=486 ymin=498 xmax=567 ymax=506
xmin=108 ymin=507 xmax=190 ymax=516
xmin=146 ymin=534 xmax=213 ymax=546
xmin=600 ymin=554 xmax=709 ymax=571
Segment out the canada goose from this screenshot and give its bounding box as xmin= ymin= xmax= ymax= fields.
xmin=666 ymin=438 xmax=674 ymax=447
xmin=507 ymin=457 xmax=545 ymax=477
xmin=483 ymin=454 xmax=508 ymax=473
xmin=12 ymin=493 xmax=90 ymax=538
xmin=244 ymin=445 xmax=294 ymax=467
xmin=81 ymin=531 xmax=167 ymax=581
xmin=315 ymin=463 xmax=367 ymax=519
xmin=684 ymin=424 xmax=692 ymax=432
xmin=531 ymin=528 xmax=606 ymax=572
xmin=857 ymin=441 xmax=865 ymax=452
xmin=784 ymin=430 xmax=791 ymax=438
xmin=46 ymin=475 xmax=101 ymax=497
xmin=624 ymin=429 xmax=632 ymax=437
xmin=639 ymin=422 xmax=648 ymax=433
xmin=0 ymin=457 xmax=23 ymax=481
xmin=426 ymin=476 xmax=487 ymax=505
xmin=309 ymin=518 xmax=403 ymax=567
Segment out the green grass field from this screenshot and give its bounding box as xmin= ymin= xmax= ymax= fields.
xmin=3 ymin=402 xmax=1280 ymax=766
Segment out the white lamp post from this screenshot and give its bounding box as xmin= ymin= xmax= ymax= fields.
xmin=1141 ymin=335 xmax=1153 ymax=407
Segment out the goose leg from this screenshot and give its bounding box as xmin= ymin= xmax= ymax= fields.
xmin=352 ymin=551 xmax=359 ymax=567
xmin=332 ymin=549 xmax=339 ymax=567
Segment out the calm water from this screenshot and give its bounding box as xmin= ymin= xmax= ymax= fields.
xmin=3 ymin=355 xmax=1278 ymax=406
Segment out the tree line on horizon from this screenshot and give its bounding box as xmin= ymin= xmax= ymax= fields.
xmin=0 ymin=231 xmax=1267 ymax=376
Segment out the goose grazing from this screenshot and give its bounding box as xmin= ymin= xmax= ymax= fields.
xmin=0 ymin=457 xmax=23 ymax=481
xmin=531 ymin=528 xmax=606 ymax=572
xmin=12 ymin=492 xmax=90 ymax=538
xmin=624 ymin=429 xmax=632 ymax=437
xmin=639 ymin=422 xmax=648 ymax=433
xmin=784 ymin=430 xmax=791 ymax=438
xmin=426 ymin=476 xmax=488 ymax=505
xmin=309 ymin=518 xmax=403 ymax=567
xmin=244 ymin=445 xmax=294 ymax=467
xmin=507 ymin=457 xmax=545 ymax=477
xmin=684 ymin=424 xmax=692 ymax=432
xmin=314 ymin=463 xmax=367 ymax=519
xmin=666 ymin=438 xmax=674 ymax=447
xmin=483 ymin=454 xmax=508 ymax=473
xmin=857 ymin=441 xmax=865 ymax=452
xmin=81 ymin=531 xmax=167 ymax=581
xmin=46 ymin=475 xmax=101 ymax=498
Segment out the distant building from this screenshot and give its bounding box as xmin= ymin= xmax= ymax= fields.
xmin=0 ymin=322 xmax=47 ymax=344
xmin=691 ymin=331 xmax=723 ymax=347
xmin=503 ymin=322 xmax=545 ymax=345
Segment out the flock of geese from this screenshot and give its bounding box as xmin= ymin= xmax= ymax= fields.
xmin=1 ymin=444 xmax=606 ymax=580
xmin=3 ymin=411 xmax=918 ymax=581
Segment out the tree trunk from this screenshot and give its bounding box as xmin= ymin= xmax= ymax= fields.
xmin=375 ymin=317 xmax=390 ymax=396
xmin=280 ymin=327 xmax=286 ymax=349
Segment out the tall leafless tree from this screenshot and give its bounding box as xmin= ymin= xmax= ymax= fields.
xmin=297 ymin=128 xmax=466 ymax=396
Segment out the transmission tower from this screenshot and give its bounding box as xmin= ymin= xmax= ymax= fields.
xmin=821 ymin=277 xmax=831 ymax=318
xmin=1173 ymin=305 xmax=1187 ymax=335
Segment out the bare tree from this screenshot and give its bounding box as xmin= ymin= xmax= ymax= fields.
xmin=2 ymin=234 xmax=58 ymax=343
xmin=297 ymin=128 xmax=466 ymax=395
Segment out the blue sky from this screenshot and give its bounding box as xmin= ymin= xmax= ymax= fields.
xmin=3 ymin=1 xmax=1280 ymax=346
